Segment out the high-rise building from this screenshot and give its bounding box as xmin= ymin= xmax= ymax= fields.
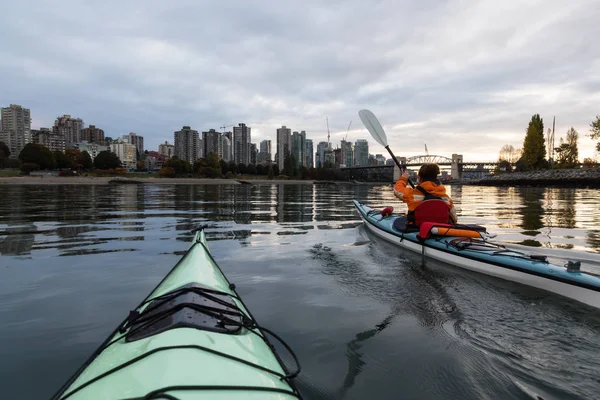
xmin=174 ymin=126 xmax=200 ymax=165
xmin=1 ymin=104 xmax=31 ymax=157
xmin=198 ymin=138 xmax=204 ymax=159
xmin=249 ymin=143 xmax=257 ymax=165
xmin=203 ymin=129 xmax=222 ymax=158
xmin=276 ymin=126 xmax=291 ymax=169
xmin=233 ymin=123 xmax=251 ymax=164
xmin=291 ymin=131 xmax=306 ymax=167
xmin=257 ymin=140 xmax=272 ymax=165
xmin=81 ymin=125 xmax=105 ymax=144
xmin=375 ymin=154 xmax=386 ymax=165
xmin=333 ymin=148 xmax=343 ymax=167
xmin=340 ymin=140 xmax=353 ymax=167
xmin=53 ymin=115 xmax=84 ymax=145
xmin=315 ymin=141 xmax=331 ymax=167
xmin=127 ymin=132 xmax=144 ymax=156
xmin=354 ymin=139 xmax=369 ymax=166
xmin=68 ymin=141 xmax=109 ymax=160
xmin=110 ymin=139 xmax=137 ymax=170
xmin=32 ymin=128 xmax=65 ymax=152
xmin=368 ymin=154 xmax=378 ymax=166
xmin=221 ymin=136 xmax=232 ymax=162
xmin=305 ymin=139 xmax=313 ymax=168
xmin=259 ymin=139 xmax=271 ymax=157
xmin=158 ymin=141 xmax=175 ymax=159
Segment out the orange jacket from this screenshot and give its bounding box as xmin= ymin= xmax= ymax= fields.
xmin=393 ymin=177 xmax=457 ymax=223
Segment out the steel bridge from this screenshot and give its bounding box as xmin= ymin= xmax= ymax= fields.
xmin=340 ymin=154 xmax=501 ymax=182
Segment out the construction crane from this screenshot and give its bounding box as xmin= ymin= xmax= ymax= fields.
xmin=344 ymin=120 xmax=352 ymax=141
xmin=220 ymin=124 xmax=234 ymax=133
xmin=326 ymin=116 xmax=331 ymax=147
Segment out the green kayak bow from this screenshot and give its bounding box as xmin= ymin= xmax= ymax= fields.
xmin=51 ymin=225 xmax=302 ymax=400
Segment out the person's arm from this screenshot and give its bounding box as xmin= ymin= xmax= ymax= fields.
xmin=393 ymin=172 xmax=413 ymax=204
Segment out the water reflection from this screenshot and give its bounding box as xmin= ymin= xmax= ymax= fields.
xmin=0 ymin=225 xmax=36 ymax=256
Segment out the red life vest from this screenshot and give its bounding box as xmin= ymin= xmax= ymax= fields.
xmin=407 ymin=186 xmax=451 ymax=226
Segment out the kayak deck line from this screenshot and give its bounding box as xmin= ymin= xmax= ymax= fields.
xmin=52 ymin=225 xmax=303 ymax=400
xmin=353 ymin=200 xmax=600 ymax=309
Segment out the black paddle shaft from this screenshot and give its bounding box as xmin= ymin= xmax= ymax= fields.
xmin=385 ymin=145 xmax=415 ymax=188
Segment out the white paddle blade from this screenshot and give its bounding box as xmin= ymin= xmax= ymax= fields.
xmin=358 ymin=110 xmax=387 ymax=147
xmin=358 ymin=109 xmax=388 ymax=147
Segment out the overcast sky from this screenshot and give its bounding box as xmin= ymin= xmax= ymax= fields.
xmin=1 ymin=0 xmax=599 ymax=161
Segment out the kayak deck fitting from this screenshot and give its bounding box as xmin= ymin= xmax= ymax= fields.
xmin=52 ymin=225 xmax=302 ymax=400
xmin=353 ymin=200 xmax=600 ymax=310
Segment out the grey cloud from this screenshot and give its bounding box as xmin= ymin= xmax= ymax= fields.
xmin=1 ymin=0 xmax=599 ymax=160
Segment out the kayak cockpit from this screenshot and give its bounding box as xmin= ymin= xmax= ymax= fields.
xmin=121 ymin=283 xmax=247 ymax=342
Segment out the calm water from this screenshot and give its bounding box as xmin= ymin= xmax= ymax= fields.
xmin=1 ymin=184 xmax=600 ymax=400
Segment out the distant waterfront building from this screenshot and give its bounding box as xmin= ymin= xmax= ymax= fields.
xmin=233 ymin=123 xmax=251 ymax=164
xmin=249 ymin=143 xmax=257 ymax=165
xmin=81 ymin=125 xmax=105 ymax=145
xmin=316 ymin=141 xmax=331 ymax=167
xmin=32 ymin=127 xmax=65 ymax=152
xmin=198 ymin=138 xmax=204 ymax=159
xmin=276 ymin=126 xmax=291 ymax=169
xmin=203 ymin=129 xmax=222 ymax=158
xmin=291 ymin=131 xmax=306 ymax=167
xmin=375 ymin=154 xmax=386 ymax=165
xmin=368 ymin=154 xmax=378 ymax=166
xmin=257 ymin=139 xmax=272 ymax=165
xmin=333 ymin=148 xmax=343 ymax=167
xmin=174 ymin=126 xmax=200 ymax=165
xmin=158 ymin=141 xmax=175 ymax=159
xmin=53 ymin=115 xmax=84 ymax=145
xmin=260 ymin=139 xmax=271 ymax=158
xmin=127 ymin=132 xmax=144 ymax=156
xmin=305 ymin=139 xmax=313 ymax=168
xmin=110 ymin=139 xmax=137 ymax=170
xmin=0 ymin=104 xmax=31 ymax=157
xmin=68 ymin=141 xmax=109 ymax=160
xmin=145 ymin=151 xmax=166 ymax=171
xmin=354 ymin=139 xmax=369 ymax=166
xmin=324 ymin=148 xmax=335 ymax=166
xmin=340 ymin=140 xmax=353 ymax=167
xmin=221 ymin=136 xmax=232 ymax=162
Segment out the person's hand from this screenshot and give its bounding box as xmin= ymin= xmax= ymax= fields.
xmin=401 ymin=171 xmax=410 ymax=180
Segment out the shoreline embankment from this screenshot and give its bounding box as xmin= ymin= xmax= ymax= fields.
xmin=0 ymin=176 xmax=390 ymax=186
xmin=466 ymin=168 xmax=600 ymax=187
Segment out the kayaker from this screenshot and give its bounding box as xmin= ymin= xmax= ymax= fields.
xmin=393 ymin=163 xmax=457 ymax=229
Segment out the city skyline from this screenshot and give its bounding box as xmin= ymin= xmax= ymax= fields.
xmin=2 ymin=102 xmax=388 ymax=170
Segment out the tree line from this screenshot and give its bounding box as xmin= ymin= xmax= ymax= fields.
xmin=0 ymin=142 xmax=123 ymax=173
xmin=497 ymin=114 xmax=600 ymax=172
xmin=159 ymin=153 xmax=349 ymax=180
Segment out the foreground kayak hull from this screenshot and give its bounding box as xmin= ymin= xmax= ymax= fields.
xmin=52 ymin=226 xmax=301 ymax=400
xmin=353 ymin=200 xmax=600 ymax=310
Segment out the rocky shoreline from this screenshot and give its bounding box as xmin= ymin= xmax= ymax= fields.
xmin=467 ymin=168 xmax=600 ymax=187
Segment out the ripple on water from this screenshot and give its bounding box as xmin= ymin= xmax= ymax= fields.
xmin=1 ymin=184 xmax=600 ymax=400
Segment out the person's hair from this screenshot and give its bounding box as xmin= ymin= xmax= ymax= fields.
xmin=418 ymin=163 xmax=440 ymax=182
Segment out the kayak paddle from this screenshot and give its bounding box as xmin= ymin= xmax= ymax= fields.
xmin=358 ymin=109 xmax=415 ymax=188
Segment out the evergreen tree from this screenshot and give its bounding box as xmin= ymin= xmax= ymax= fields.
xmin=0 ymin=141 xmax=10 ymax=168
xmin=589 ymin=114 xmax=600 ymax=152
xmin=94 ymin=151 xmax=122 ymax=169
xmin=521 ymin=114 xmax=546 ymax=169
xmin=77 ymin=151 xmax=93 ymax=170
xmin=555 ymin=127 xmax=579 ymax=168
xmin=19 ymin=143 xmax=56 ymax=170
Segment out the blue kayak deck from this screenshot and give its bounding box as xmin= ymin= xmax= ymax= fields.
xmin=353 ymin=200 xmax=600 ymax=292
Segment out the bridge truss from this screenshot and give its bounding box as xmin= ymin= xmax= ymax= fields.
xmin=404 ymin=155 xmax=454 ymax=165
